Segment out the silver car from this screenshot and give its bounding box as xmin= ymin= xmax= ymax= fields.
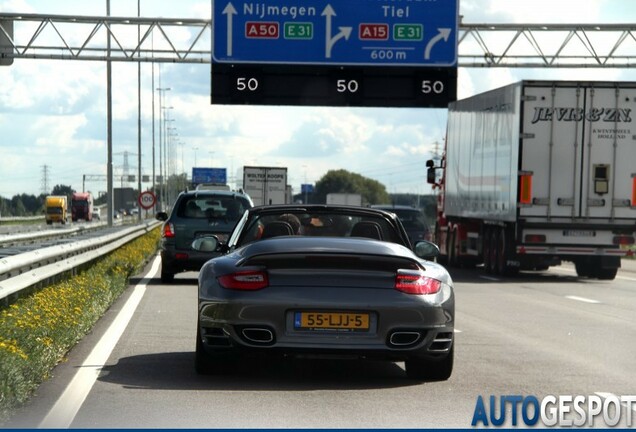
xmin=194 ymin=205 xmax=454 ymax=381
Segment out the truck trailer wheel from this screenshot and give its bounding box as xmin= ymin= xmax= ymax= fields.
xmin=448 ymin=230 xmax=458 ymax=268
xmin=578 ymin=258 xmax=618 ymax=280
xmin=575 ymin=262 xmax=592 ymax=278
xmin=596 ymin=267 xmax=618 ymax=280
xmin=487 ymin=229 xmax=499 ymax=274
xmin=496 ymin=228 xmax=519 ymax=276
xmin=482 ymin=228 xmax=492 ymax=273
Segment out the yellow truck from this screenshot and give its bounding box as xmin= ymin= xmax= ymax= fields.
xmin=45 ymin=195 xmax=68 ymax=225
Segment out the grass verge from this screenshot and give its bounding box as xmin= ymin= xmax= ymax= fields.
xmin=0 ymin=226 xmax=161 ymax=424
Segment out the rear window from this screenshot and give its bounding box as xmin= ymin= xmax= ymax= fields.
xmin=395 ymin=210 xmax=427 ymax=231
xmin=377 ymin=208 xmax=428 ymax=231
xmin=176 ymin=195 xmax=250 ymax=221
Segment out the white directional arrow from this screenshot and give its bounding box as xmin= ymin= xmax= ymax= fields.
xmin=322 ymin=4 xmax=352 ymax=59
xmin=424 ymin=28 xmax=451 ymax=60
xmin=222 ymin=2 xmax=237 ymax=57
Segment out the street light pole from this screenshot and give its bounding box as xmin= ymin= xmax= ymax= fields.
xmin=163 ymin=111 xmax=174 ymax=206
xmin=106 ymin=0 xmax=113 ymax=226
xmin=167 ymin=126 xmax=178 ymax=203
xmin=156 ymin=86 xmax=171 ymax=210
xmin=137 ymin=0 xmax=142 ymax=222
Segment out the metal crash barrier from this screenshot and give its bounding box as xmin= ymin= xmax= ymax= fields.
xmin=0 ymin=221 xmax=160 ymax=306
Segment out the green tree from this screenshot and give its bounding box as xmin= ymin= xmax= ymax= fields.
xmin=0 ymin=196 xmax=10 ymax=217
xmin=10 ymin=197 xmax=27 ymax=216
xmin=51 ymin=184 xmax=75 ymax=197
xmin=13 ymin=193 xmax=44 ymax=215
xmin=313 ymin=169 xmax=390 ymax=205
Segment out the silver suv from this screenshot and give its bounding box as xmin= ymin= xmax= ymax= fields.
xmin=156 ymin=189 xmax=253 ymax=282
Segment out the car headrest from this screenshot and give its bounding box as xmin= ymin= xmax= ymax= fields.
xmin=350 ymin=221 xmax=383 ymax=240
xmin=261 ymin=221 xmax=294 ymax=239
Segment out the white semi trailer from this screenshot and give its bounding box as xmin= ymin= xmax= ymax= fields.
xmin=427 ymin=80 xmax=636 ymax=280
xmin=243 ymin=166 xmax=288 ymax=206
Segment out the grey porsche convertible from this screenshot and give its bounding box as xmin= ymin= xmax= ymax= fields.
xmin=193 ymin=204 xmax=455 ymax=381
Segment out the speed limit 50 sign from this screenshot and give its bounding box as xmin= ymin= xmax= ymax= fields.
xmin=138 ymin=191 xmax=157 ymax=210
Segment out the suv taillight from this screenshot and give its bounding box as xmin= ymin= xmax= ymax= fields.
xmin=395 ymin=270 xmax=441 ymax=295
xmin=218 ymin=270 xmax=268 ymax=290
xmin=163 ymin=222 xmax=175 ymax=238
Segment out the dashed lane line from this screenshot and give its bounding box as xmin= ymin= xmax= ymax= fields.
xmin=566 ymin=295 xmax=601 ymax=304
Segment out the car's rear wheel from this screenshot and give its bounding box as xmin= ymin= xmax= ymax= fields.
xmin=160 ymin=267 xmax=174 ymax=283
xmin=404 ymin=345 xmax=454 ymax=381
xmin=195 ymin=327 xmax=215 ymax=375
xmin=195 ymin=326 xmax=238 ymax=375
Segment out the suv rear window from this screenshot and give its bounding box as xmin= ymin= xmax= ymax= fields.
xmin=390 ymin=209 xmax=427 ymax=231
xmin=176 ymin=195 xmax=250 ymax=221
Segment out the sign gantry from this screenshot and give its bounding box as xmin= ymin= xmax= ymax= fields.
xmin=2 ymin=12 xmax=636 ymax=107
xmin=1 ymin=14 xmax=635 ymax=67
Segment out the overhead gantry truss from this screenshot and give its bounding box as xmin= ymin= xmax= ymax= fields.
xmin=1 ymin=13 xmax=636 ymax=67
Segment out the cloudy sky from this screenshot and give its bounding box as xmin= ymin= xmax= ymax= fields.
xmin=0 ymin=0 xmax=634 ymax=199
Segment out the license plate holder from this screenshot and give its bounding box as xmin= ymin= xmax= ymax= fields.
xmin=294 ymin=311 xmax=370 ymax=332
xmin=563 ymin=230 xmax=596 ymax=237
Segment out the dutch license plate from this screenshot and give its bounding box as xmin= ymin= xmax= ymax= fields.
xmin=294 ymin=312 xmax=370 ymax=332
xmin=563 ymin=230 xmax=595 ymax=237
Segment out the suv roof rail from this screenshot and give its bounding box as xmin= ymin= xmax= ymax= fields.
xmin=195 ymin=183 xmax=231 ymax=191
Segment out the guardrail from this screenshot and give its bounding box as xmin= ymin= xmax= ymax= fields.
xmin=0 ymin=222 xmax=108 ymax=248
xmin=0 ymin=215 xmax=45 ymax=223
xmin=0 ymin=220 xmax=160 ymax=306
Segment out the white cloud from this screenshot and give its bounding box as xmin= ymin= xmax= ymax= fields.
xmin=33 ymin=114 xmax=88 ymax=150
xmin=0 ymin=0 xmax=33 ymax=13
xmin=462 ymin=0 xmax=607 ymax=23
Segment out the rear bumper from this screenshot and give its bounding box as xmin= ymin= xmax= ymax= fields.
xmin=161 ymin=250 xmax=221 ymax=273
xmin=198 ymin=286 xmax=454 ymax=361
xmin=198 ymin=324 xmax=454 ymax=362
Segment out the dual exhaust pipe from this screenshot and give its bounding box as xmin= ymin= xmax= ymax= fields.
xmin=241 ymin=327 xmax=274 ymax=344
xmin=388 ymin=331 xmax=422 ymax=347
xmin=240 ymin=328 xmax=450 ymax=351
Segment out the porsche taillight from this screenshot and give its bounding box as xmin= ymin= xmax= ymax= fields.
xmin=163 ymin=222 xmax=175 ymax=238
xmin=218 ymin=270 xmax=269 ymax=290
xmin=395 ymin=270 xmax=442 ymax=295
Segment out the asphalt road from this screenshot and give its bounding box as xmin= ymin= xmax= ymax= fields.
xmin=5 ymin=258 xmax=636 ymax=428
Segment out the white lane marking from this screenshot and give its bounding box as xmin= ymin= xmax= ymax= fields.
xmin=566 ymin=295 xmax=601 ymax=304
xmin=479 ymin=275 xmax=501 ymax=281
xmin=454 ymin=329 xmax=462 ymax=333
xmin=39 ymin=256 xmax=161 ymax=428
